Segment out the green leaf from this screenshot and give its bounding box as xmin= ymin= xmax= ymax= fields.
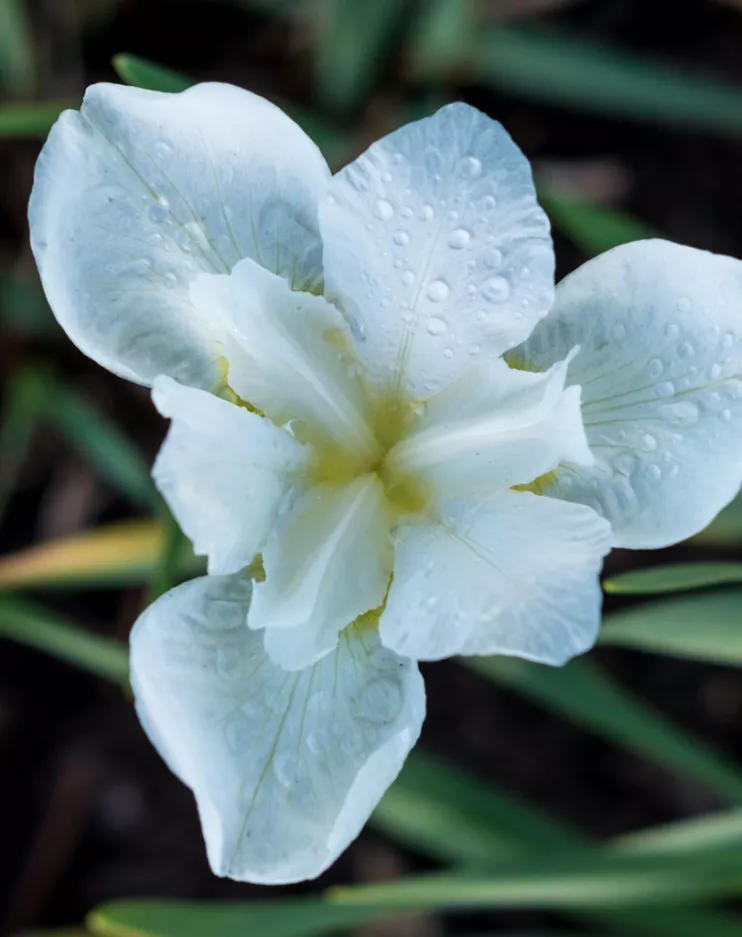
xmin=604 ymin=563 xmax=742 ymax=595
xmin=616 ymin=805 xmax=742 ymax=858
xmin=0 ymin=275 xmax=56 ymax=336
xmin=406 ymin=0 xmax=474 ymax=79
xmin=693 ymin=493 xmax=742 ymax=546
xmin=112 ymin=53 xmax=193 ymax=93
xmin=0 ymin=596 xmax=129 ymax=685
xmin=0 ymin=365 xmax=55 ymax=521
xmin=0 ymin=0 xmax=34 ymax=93
xmin=48 ymin=386 xmax=159 ymax=511
xmin=474 ymin=26 xmax=742 ymax=136
xmin=90 ymin=848 xmax=742 ymax=937
xmin=313 ymin=0 xmax=405 ymax=116
xmin=462 ymin=656 xmax=742 ymax=803
xmin=0 ymin=519 xmax=203 ymax=590
xmin=0 ymin=99 xmax=78 ymax=138
xmin=537 ymin=182 xmax=657 ymax=256
xmin=373 ymin=750 xmax=581 ymax=864
xmin=600 ymin=590 xmax=742 ymax=665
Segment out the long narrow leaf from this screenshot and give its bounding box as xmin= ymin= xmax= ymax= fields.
xmin=0 ymin=100 xmax=77 ymax=137
xmin=462 ymin=656 xmax=742 ymax=803
xmin=604 ymin=563 xmax=742 ymax=595
xmin=112 ymin=54 xmax=192 ymax=93
xmin=600 ymin=590 xmax=742 ymax=665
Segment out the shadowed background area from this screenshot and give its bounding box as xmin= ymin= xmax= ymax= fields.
xmin=3 ymin=1 xmax=742 ymax=935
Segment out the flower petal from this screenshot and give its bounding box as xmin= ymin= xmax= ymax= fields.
xmin=515 ymin=240 xmax=742 ymax=548
xmin=215 ymin=258 xmax=378 ymax=460
xmin=152 ymin=376 xmax=308 ymax=575
xmin=29 ymin=82 xmax=329 ymax=389
xmin=380 ymin=492 xmax=611 ymax=664
xmin=320 ymin=102 xmax=554 ymax=398
xmin=384 ymin=352 xmax=592 ymax=499
xmin=250 ymin=475 xmax=394 ymax=670
xmin=130 ymin=573 xmax=425 ymax=884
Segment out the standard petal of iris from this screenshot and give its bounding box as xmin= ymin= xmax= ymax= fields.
xmin=217 ymin=258 xmax=377 ymax=459
xmin=152 ymin=376 xmax=308 ymax=575
xmin=29 ymin=82 xmax=329 ymax=389
xmin=379 ymin=492 xmax=611 ymax=664
xmin=384 ymin=353 xmax=592 ymax=499
xmin=250 ymin=475 xmax=394 ymax=670
xmin=130 ymin=574 xmax=425 ymax=884
xmin=320 ymin=102 xmax=554 ymax=398
xmin=515 ymin=240 xmax=742 ymax=548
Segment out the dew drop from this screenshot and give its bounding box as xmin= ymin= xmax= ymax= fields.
xmin=655 ymin=381 xmax=675 ymax=398
xmin=447 ymin=228 xmax=471 ymax=249
xmin=483 ymin=247 xmax=503 ymax=269
xmin=458 ymin=155 xmax=483 ymax=179
xmin=709 ymin=363 xmax=722 ymax=380
xmin=401 ymin=269 xmax=415 ymax=285
xmin=612 ymin=323 xmax=627 ymax=341
xmin=678 ymin=341 xmax=695 ymax=358
xmin=482 ymin=275 xmax=511 ymax=302
xmin=665 ymin=322 xmax=680 ymax=340
xmin=154 ymin=140 xmax=173 ymax=158
xmin=420 ymin=203 xmax=434 ymax=220
xmin=381 ymin=171 xmax=393 ymax=183
xmin=466 ymin=284 xmax=477 ymax=296
xmin=148 ymin=200 xmax=169 ymax=224
xmin=446 ymin=209 xmax=459 ymax=222
xmin=640 ymin=433 xmax=658 ymax=451
xmin=273 ymin=753 xmax=294 ymax=788
xmin=163 ymin=272 xmax=178 ymax=289
xmin=426 ymin=279 xmax=450 ymax=302
xmin=723 ymin=332 xmax=734 ymax=349
xmin=482 ymin=194 xmax=496 ymax=210
xmin=677 ymin=296 xmax=692 ymax=312
xmin=374 ymin=198 xmax=394 ymax=220
xmin=401 ymin=206 xmax=413 ymax=219
xmin=443 ymin=348 xmax=454 ymax=359
xmin=720 ymin=408 xmax=732 ymax=422
xmin=393 ymin=230 xmax=409 ymax=246
xmin=644 ymin=464 xmax=662 ymax=482
xmin=647 ymin=358 xmax=664 ymax=379
xmin=427 ymin=316 xmax=449 ymax=335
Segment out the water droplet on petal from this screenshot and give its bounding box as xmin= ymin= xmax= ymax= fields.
xmin=351 ymin=677 xmax=402 ymax=724
xmin=427 ymin=316 xmax=449 ymax=335
xmin=644 ymin=464 xmax=662 ymax=481
xmin=458 ymin=155 xmax=482 ymax=179
xmin=482 ymin=276 xmax=511 ymax=302
xmin=708 ymin=363 xmax=722 ymax=380
xmin=655 ymin=381 xmax=675 ymax=398
xmin=420 ymin=204 xmax=434 ymax=220
xmin=402 ymin=269 xmax=415 ymax=285
xmin=483 ymin=248 xmax=503 ymax=269
xmin=148 ymin=200 xmax=169 ymax=224
xmin=273 ymin=753 xmax=294 ymax=788
xmin=447 ymin=228 xmax=471 ymax=249
xmin=677 ymin=296 xmax=692 ymax=312
xmin=374 ymin=199 xmax=394 ymax=220
xmin=393 ymin=230 xmax=409 ymax=246
xmin=482 ymin=194 xmax=496 ymax=210
xmin=678 ymin=341 xmax=695 ymax=358
xmin=426 ymin=279 xmax=450 ymax=302
xmin=647 ymin=358 xmax=664 ymax=379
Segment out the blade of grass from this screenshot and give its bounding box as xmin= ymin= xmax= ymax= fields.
xmin=0 ymin=99 xmax=78 ymax=137
xmin=111 ymin=54 xmax=192 ymax=93
xmin=0 ymin=519 xmax=203 ymax=590
xmin=473 ymin=26 xmax=742 ymax=136
xmin=599 ymin=590 xmax=742 ymax=665
xmin=462 ymin=655 xmax=742 ymax=803
xmin=604 ymin=564 xmax=742 ymax=596
xmin=48 ymin=386 xmax=159 ymax=510
xmin=0 ymin=0 xmax=34 ymax=93
xmin=0 ymin=596 xmax=129 ymax=685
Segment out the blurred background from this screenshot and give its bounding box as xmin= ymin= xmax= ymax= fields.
xmin=3 ymin=1 xmax=742 ymax=935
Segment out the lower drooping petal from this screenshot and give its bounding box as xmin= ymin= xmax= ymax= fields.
xmin=384 ymin=353 xmax=592 ymax=499
xmin=130 ymin=574 xmax=425 ymax=884
xmin=379 ymin=492 xmax=611 ymax=664
xmin=319 ymin=102 xmax=554 ymax=399
xmin=250 ymin=475 xmax=394 ymax=670
xmin=152 ymin=377 xmax=308 ymax=575
xmin=29 ymin=82 xmax=329 ymax=389
xmin=515 ymin=239 xmax=742 ymax=548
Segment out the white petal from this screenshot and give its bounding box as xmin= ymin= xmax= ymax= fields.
xmin=320 ymin=102 xmax=554 ymax=398
xmin=152 ymin=376 xmax=308 ymax=575
xmin=385 ymin=352 xmax=592 ymax=499
xmin=29 ymin=82 xmax=329 ymax=389
xmin=515 ymin=240 xmax=742 ymax=548
xmin=250 ymin=475 xmax=394 ymax=670
xmin=380 ymin=492 xmax=611 ymax=664
xmin=130 ymin=574 xmax=425 ymax=884
xmin=218 ymin=258 xmax=378 ymax=460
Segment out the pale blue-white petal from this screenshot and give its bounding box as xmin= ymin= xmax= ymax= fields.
xmin=210 ymin=258 xmax=378 ymax=460
xmin=130 ymin=574 xmax=425 ymax=884
xmin=29 ymin=82 xmax=329 ymax=389
xmin=379 ymin=492 xmax=611 ymax=663
xmin=152 ymin=377 xmax=309 ymax=575
xmin=250 ymin=475 xmax=394 ymax=670
xmin=384 ymin=351 xmax=592 ymax=500
xmin=515 ymin=240 xmax=742 ymax=548
xmin=320 ymin=102 xmax=554 ymax=398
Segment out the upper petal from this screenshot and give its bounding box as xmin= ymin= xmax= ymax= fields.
xmin=515 ymin=239 xmax=742 ymax=548
xmin=130 ymin=573 xmax=425 ymax=884
xmin=320 ymin=102 xmax=554 ymax=398
xmin=214 ymin=258 xmax=378 ymax=460
xmin=250 ymin=475 xmax=394 ymax=670
xmin=29 ymin=82 xmax=329 ymax=389
xmin=384 ymin=352 xmax=592 ymax=499
xmin=380 ymin=491 xmax=611 ymax=664
xmin=152 ymin=376 xmax=308 ymax=575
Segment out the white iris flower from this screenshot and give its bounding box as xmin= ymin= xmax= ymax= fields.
xmin=29 ymin=83 xmax=742 ymax=884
